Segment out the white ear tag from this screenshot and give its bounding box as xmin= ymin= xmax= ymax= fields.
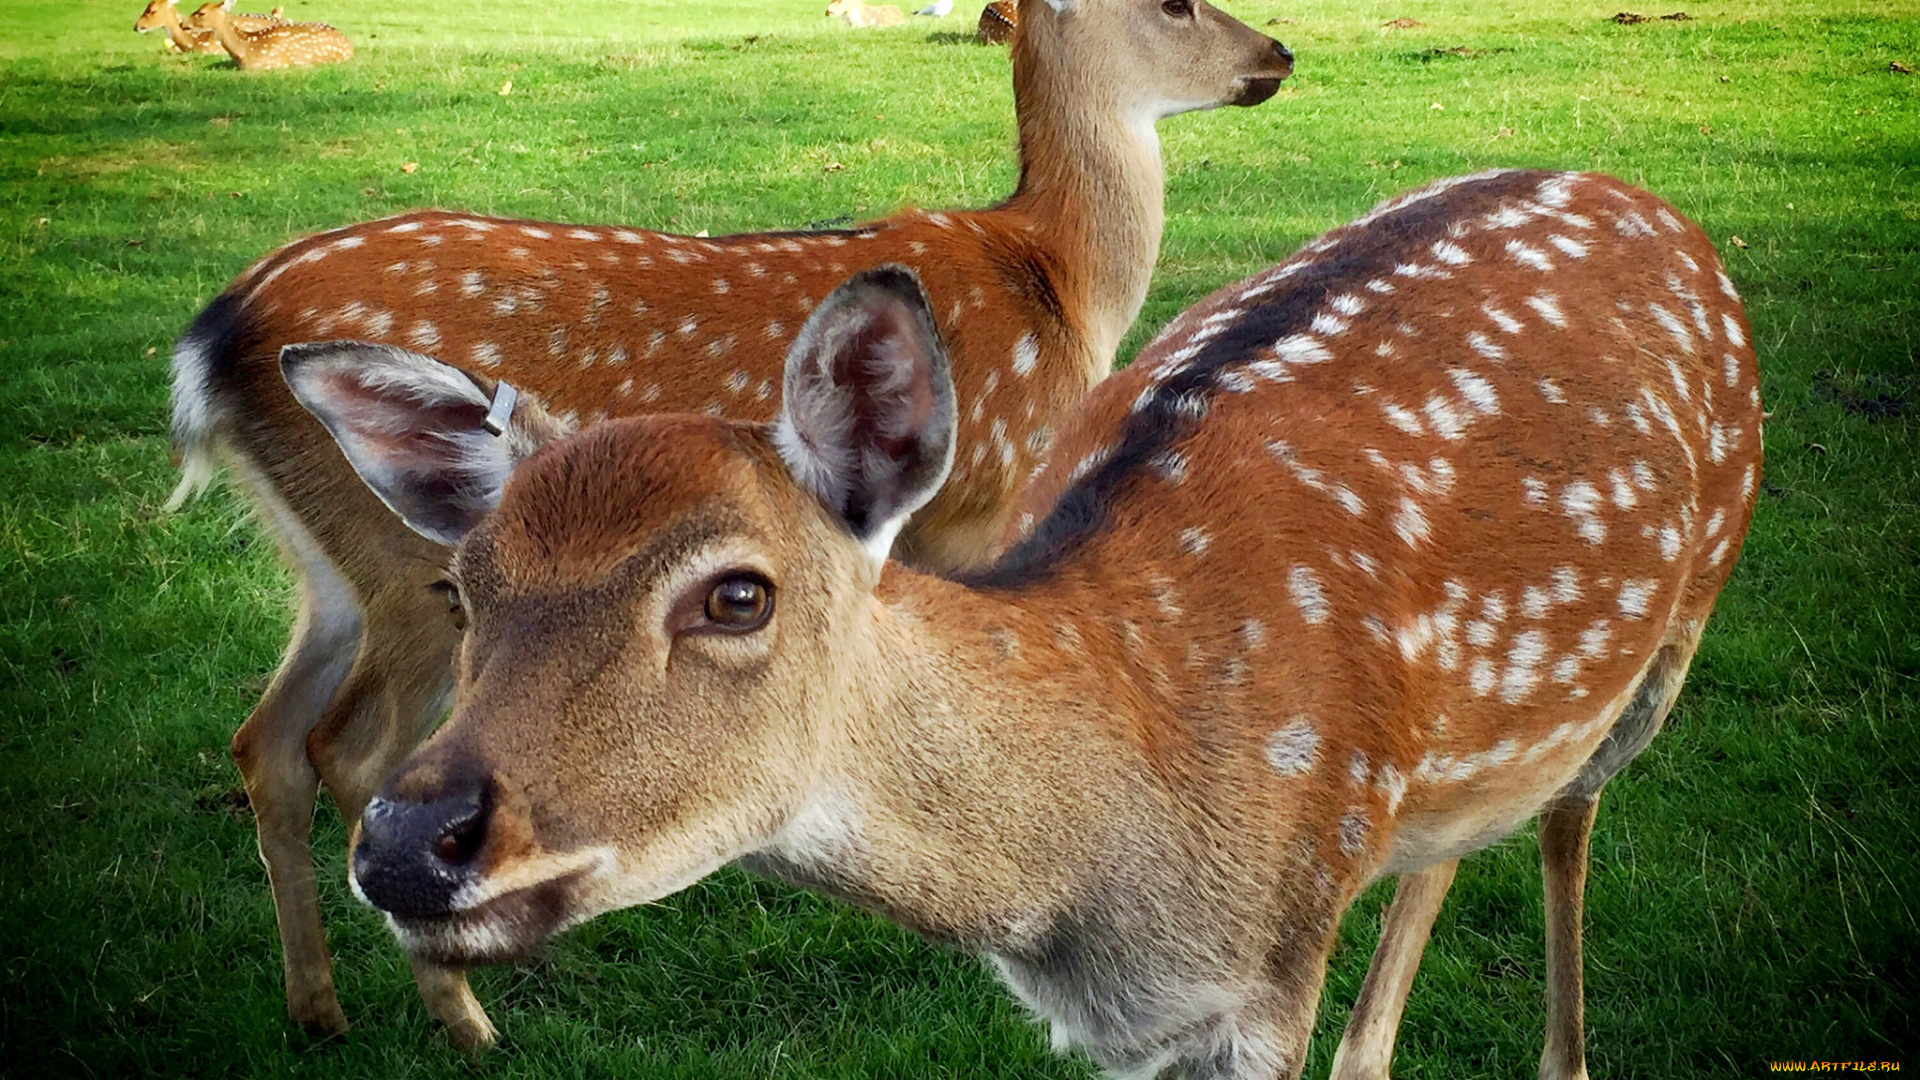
xmin=482 ymin=381 xmax=518 ymax=436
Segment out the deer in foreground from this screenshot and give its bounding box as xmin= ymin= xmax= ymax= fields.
xmin=134 ymin=0 xmax=283 ymax=53
xmin=292 ymin=167 xmax=1761 ymax=1078
xmin=165 ymin=0 xmax=1291 ymax=1047
xmin=183 ymin=0 xmax=351 ymax=71
xmin=827 ymin=0 xmax=908 ymax=27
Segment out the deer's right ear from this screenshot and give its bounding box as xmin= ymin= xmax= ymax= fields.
xmin=280 ymin=342 xmax=572 ymax=547
xmin=774 ymin=266 xmax=956 ymax=568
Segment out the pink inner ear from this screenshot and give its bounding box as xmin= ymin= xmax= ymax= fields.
xmin=316 ymin=369 xmax=488 ymax=467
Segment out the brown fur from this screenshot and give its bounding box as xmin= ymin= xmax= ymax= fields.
xmin=172 ymin=0 xmax=1290 ymax=1046
xmin=347 ymin=171 xmax=1762 ymax=1077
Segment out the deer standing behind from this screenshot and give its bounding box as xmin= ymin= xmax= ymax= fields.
xmin=292 ymin=168 xmax=1760 ymax=1079
xmin=166 ymin=0 xmax=1291 ymax=1047
xmin=133 ymin=0 xmax=283 ymax=54
xmin=183 ymin=0 xmax=351 ymax=70
xmin=827 ymin=0 xmax=908 ymax=27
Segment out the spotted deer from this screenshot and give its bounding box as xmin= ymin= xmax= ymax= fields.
xmin=827 ymin=0 xmax=907 ymax=27
xmin=289 ymin=168 xmax=1761 ymax=1078
xmin=166 ymin=0 xmax=1291 ymax=1047
xmin=979 ymin=0 xmax=1019 ymax=44
xmin=183 ymin=0 xmax=351 ymax=70
xmin=134 ymin=0 xmax=283 ymax=53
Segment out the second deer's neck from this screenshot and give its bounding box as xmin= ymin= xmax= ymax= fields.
xmin=1001 ymin=20 xmax=1166 ymax=365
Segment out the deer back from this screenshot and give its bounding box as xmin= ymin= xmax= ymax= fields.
xmin=983 ymin=168 xmax=1760 ymax=874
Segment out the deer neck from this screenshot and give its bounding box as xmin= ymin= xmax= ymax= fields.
xmin=1002 ymin=19 xmax=1166 ymax=365
xmin=204 ymin=9 xmax=248 ymax=58
xmin=755 ymin=567 xmax=1164 ymax=948
xmin=160 ymin=4 xmax=198 ymax=49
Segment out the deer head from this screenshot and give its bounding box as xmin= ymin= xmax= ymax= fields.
xmin=1018 ymin=0 xmax=1294 ymax=124
xmin=134 ymin=0 xmax=177 ymax=32
xmin=285 ymin=267 xmax=954 ymax=964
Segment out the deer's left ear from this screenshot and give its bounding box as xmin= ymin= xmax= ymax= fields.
xmin=774 ymin=265 xmax=956 ymax=567
xmin=281 ymin=341 xmax=573 ymax=547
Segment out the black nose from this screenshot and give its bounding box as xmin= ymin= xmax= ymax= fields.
xmin=352 ymin=775 xmax=493 ymax=919
xmin=1273 ymin=39 xmax=1294 ymax=66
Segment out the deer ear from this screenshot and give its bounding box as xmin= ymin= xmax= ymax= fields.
xmin=774 ymin=266 xmax=955 ymax=567
xmin=280 ymin=341 xmax=573 ymax=547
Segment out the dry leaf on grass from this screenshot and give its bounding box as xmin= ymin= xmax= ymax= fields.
xmin=1892 ymin=61 xmax=1914 ymax=75
xmin=401 ymin=162 xmax=418 ymax=174
xmin=1730 ymin=235 xmax=1749 ymax=249
xmin=1383 ymin=17 xmax=1422 ymax=29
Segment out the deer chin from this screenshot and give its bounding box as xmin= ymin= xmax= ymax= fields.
xmin=382 ymin=866 xmax=597 ymax=967
xmin=1232 ymin=77 xmax=1284 ymax=107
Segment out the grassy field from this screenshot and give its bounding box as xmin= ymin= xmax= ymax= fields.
xmin=2 ymin=0 xmax=1917 ymax=1076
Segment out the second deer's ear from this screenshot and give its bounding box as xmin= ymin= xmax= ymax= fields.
xmin=280 ymin=341 xmax=573 ymax=547
xmin=774 ymin=266 xmax=956 ymax=567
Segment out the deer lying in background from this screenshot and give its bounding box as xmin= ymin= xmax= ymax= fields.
xmin=183 ymin=0 xmax=351 ymax=70
xmin=134 ymin=0 xmax=283 ymax=54
xmin=293 ymin=167 xmax=1761 ymax=1078
xmin=978 ymin=0 xmax=1018 ymax=43
xmin=827 ymin=0 xmax=907 ymax=27
xmin=166 ymin=0 xmax=1291 ymax=1048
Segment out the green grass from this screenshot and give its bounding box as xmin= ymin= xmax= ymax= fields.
xmin=2 ymin=0 xmax=1917 ymax=1075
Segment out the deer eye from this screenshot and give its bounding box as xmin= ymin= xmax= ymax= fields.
xmin=1162 ymin=0 xmax=1193 ymax=17
xmin=703 ymin=575 xmax=773 ymax=632
xmin=428 ymin=579 xmax=467 ymax=632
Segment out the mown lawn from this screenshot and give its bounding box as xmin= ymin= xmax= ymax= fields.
xmin=1 ymin=0 xmax=1915 ymax=1076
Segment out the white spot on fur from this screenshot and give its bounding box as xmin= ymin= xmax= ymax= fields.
xmin=1289 ymin=565 xmax=1330 ymax=624
xmin=1339 ymin=808 xmax=1370 ymax=855
xmin=1617 ymin=579 xmax=1656 ymax=618
xmin=1392 ymin=498 xmax=1431 ymax=547
xmin=1506 ymin=239 xmax=1552 ymax=271
xmin=1450 ymin=368 xmax=1500 ymax=414
xmin=1266 ymin=720 xmax=1320 ymax=776
xmin=1548 ymin=234 xmax=1588 ymax=259
xmin=1648 ymin=303 xmax=1694 ymax=354
xmin=1465 ymin=331 xmax=1507 ymax=362
xmin=1483 ymin=304 xmax=1525 ymax=334
xmin=1012 ymin=333 xmax=1039 ymax=377
xmin=1525 ymin=292 xmax=1569 ymax=329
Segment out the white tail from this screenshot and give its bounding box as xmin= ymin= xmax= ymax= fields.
xmin=168 ymin=0 xmax=1291 ymax=1048
xmin=183 ymin=0 xmax=351 ymax=70
xmin=311 ymin=172 xmax=1760 ymax=1079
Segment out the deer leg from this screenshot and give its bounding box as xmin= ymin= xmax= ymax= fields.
xmin=1538 ymin=793 xmax=1601 ymax=1080
xmin=1328 ymin=858 xmax=1460 ymax=1080
xmin=1538 ymin=636 xmax=1697 ymax=1080
xmin=229 ymin=561 xmax=362 ymax=1038
xmin=306 ymin=587 xmax=497 ymax=1051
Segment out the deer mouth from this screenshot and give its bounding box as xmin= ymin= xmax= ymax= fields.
xmin=382 ymin=867 xmax=591 ymax=967
xmin=1233 ymin=76 xmax=1286 ymax=107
